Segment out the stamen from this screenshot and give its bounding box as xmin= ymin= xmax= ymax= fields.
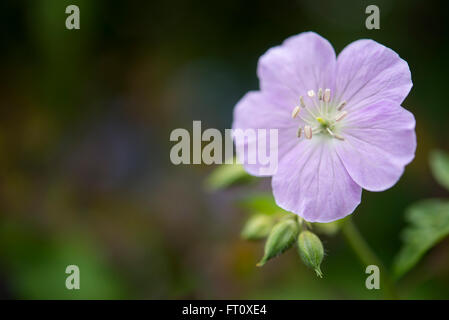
xmin=299 ymin=96 xmax=306 ymax=108
xmin=334 ymin=134 xmax=345 ymax=141
xmin=307 ymin=89 xmax=322 ymax=113
xmin=323 ymin=89 xmax=331 ymax=103
xmin=312 ymin=127 xmax=322 ymax=134
xmin=299 ymin=95 xmax=318 ymax=118
xmin=292 ymin=89 xmax=349 ymax=142
xmin=326 ymin=128 xmax=345 ymax=141
xmin=337 ymin=101 xmax=347 ymax=111
xmin=336 ymin=111 xmax=348 ymax=122
xmin=304 ymin=125 xmax=312 ymax=139
xmin=291 ymin=106 xmax=301 ymax=119
xmin=297 ymin=113 xmax=312 ymax=124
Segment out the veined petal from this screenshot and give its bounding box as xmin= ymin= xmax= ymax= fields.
xmin=335 ymin=100 xmax=416 ymax=191
xmin=272 ymin=137 xmax=362 ymax=222
xmin=257 ymin=32 xmax=337 ymax=106
xmin=335 ymin=39 xmax=412 ymax=111
xmin=232 ymin=91 xmax=299 ymax=176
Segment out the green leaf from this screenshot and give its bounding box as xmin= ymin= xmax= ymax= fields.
xmin=393 ymin=199 xmax=449 ymax=278
xmin=238 ymin=193 xmax=289 ymax=216
xmin=204 ymin=162 xmax=253 ymax=191
xmin=430 ymin=150 xmax=449 ymax=191
xmin=241 ymin=214 xmax=275 ymax=240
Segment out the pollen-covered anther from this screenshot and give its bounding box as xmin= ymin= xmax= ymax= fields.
xmin=299 ymin=96 xmax=306 ymax=108
xmin=291 ymin=106 xmax=301 ymax=118
xmin=323 ymin=88 xmax=331 ymax=102
xmin=307 ymin=90 xmax=315 ymax=98
xmin=337 ymin=101 xmax=347 ymax=111
xmin=334 ymin=133 xmax=345 ymax=141
xmin=336 ymin=111 xmax=348 ymax=122
xmin=318 ymin=88 xmax=323 ymax=100
xmin=304 ymin=125 xmax=313 ymax=139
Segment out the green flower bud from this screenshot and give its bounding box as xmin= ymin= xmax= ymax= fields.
xmin=241 ymin=214 xmax=275 ymax=240
xmin=297 ymin=231 xmax=324 ymax=277
xmin=257 ymin=218 xmax=299 ymax=267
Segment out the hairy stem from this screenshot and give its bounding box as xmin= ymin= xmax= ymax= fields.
xmin=341 ymin=217 xmax=400 ymax=300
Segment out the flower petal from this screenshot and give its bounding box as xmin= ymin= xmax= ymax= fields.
xmin=335 ymin=39 xmax=412 ymax=111
xmin=272 ymin=137 xmax=362 ymax=222
xmin=232 ymin=91 xmax=299 ymax=176
xmin=257 ymin=32 xmax=337 ymax=106
xmin=335 ymin=100 xmax=416 ymax=191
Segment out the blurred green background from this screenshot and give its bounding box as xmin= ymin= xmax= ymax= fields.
xmin=1 ymin=0 xmax=449 ymax=299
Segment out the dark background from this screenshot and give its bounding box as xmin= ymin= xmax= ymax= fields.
xmin=0 ymin=0 xmax=448 ymax=299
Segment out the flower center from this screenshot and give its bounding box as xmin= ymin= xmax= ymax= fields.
xmin=291 ymin=88 xmax=347 ymax=141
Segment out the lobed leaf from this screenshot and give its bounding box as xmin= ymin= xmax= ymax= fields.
xmin=204 ymin=162 xmax=253 ymax=191
xmin=238 ymin=193 xmax=289 ymax=216
xmin=241 ymin=214 xmax=275 ymax=240
xmin=393 ymin=199 xmax=449 ymax=278
xmin=429 ymin=150 xmax=449 ymax=191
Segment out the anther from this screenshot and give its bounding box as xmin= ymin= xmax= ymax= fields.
xmin=318 ymin=88 xmax=323 ymax=100
xmin=337 ymin=101 xmax=347 ymax=111
xmin=334 ymin=134 xmax=345 ymax=141
xmin=307 ymin=90 xmax=315 ymax=98
xmin=304 ymin=125 xmax=312 ymax=139
xmin=299 ymin=96 xmax=306 ymax=108
xmin=297 ymin=127 xmax=302 ymax=138
xmin=336 ymin=111 xmax=348 ymax=122
xmin=323 ymin=88 xmax=331 ymax=103
xmin=291 ymin=106 xmax=301 ymax=119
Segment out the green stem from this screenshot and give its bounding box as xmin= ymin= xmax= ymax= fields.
xmin=341 ymin=217 xmax=400 ymax=300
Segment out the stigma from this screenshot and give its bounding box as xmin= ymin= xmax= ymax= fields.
xmin=291 ymin=88 xmax=347 ymax=141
